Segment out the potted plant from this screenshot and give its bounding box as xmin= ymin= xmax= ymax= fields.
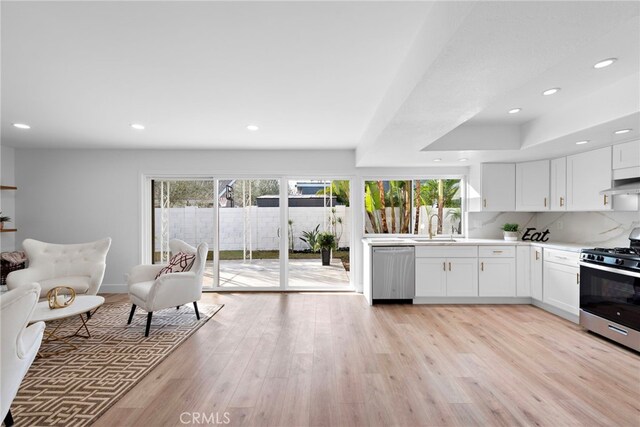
xmin=501 ymin=223 xmax=519 ymax=241
xmin=0 ymin=212 xmax=10 ymax=231
xmin=317 ymin=232 xmax=336 ymax=266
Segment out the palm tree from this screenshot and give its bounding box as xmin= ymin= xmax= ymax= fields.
xmin=418 ymin=179 xmax=461 ymax=234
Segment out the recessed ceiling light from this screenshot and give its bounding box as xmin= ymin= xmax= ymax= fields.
xmin=458 ymin=158 xmax=468 ymax=162
xmin=575 ymin=140 xmax=589 ymax=145
xmin=542 ymin=88 xmax=560 ymax=96
xmin=130 ymin=123 xmax=145 ymax=130
xmin=614 ymin=128 xmax=631 ymax=135
xmin=247 ymin=125 xmax=259 ymax=131
xmin=508 ymin=108 xmax=521 ymax=114
xmin=433 ymin=158 xmax=442 ymax=162
xmin=594 ymin=58 xmax=617 ymax=69
xmin=12 ymin=123 xmax=30 ymax=129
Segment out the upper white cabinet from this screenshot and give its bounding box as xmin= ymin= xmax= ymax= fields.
xmin=516 ymin=160 xmax=550 ymax=211
xmin=468 ymin=163 xmax=515 ymax=212
xmin=566 ymin=147 xmax=612 ymax=211
xmin=550 ymin=157 xmax=567 ymax=211
xmin=612 ymin=139 xmax=640 ymax=171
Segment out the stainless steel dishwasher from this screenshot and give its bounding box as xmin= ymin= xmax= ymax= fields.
xmin=372 ymin=246 xmax=415 ymax=303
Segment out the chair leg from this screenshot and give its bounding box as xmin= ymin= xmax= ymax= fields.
xmin=128 ymin=304 xmax=137 ymax=324
xmin=86 ymin=310 xmax=92 ymax=320
xmin=4 ymin=409 xmax=14 ymax=426
xmin=145 ymin=312 xmax=153 ymax=337
xmin=193 ymin=301 xmax=200 ymax=320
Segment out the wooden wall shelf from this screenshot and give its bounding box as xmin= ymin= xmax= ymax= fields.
xmin=0 ymin=186 xmax=17 ymax=190
xmin=0 ymin=229 xmax=17 ymax=233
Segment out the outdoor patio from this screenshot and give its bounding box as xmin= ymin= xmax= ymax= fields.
xmin=202 ymin=258 xmax=350 ymax=288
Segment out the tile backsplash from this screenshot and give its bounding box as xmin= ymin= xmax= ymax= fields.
xmin=468 ymin=211 xmax=640 ymax=247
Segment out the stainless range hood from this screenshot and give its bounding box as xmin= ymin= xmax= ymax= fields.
xmin=600 ymin=180 xmax=640 ymax=195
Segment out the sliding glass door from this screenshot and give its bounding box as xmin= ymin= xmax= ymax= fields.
xmin=152 ymin=179 xmax=215 ymax=288
xmin=149 ymin=176 xmax=352 ymax=290
xmin=217 ymin=179 xmax=281 ymax=288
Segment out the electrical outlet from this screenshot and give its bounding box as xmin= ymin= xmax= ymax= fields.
xmin=557 ymin=221 xmax=563 ymax=230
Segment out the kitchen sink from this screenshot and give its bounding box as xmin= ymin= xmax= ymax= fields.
xmin=409 ymin=237 xmax=458 ymax=243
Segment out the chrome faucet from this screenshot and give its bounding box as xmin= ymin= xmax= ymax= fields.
xmin=428 ymin=214 xmax=439 ymax=239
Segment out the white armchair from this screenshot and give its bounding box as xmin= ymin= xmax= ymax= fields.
xmin=127 ymin=240 xmax=208 ymax=336
xmin=1 ymin=283 xmax=45 ymax=427
xmin=7 ymin=238 xmax=112 ymax=299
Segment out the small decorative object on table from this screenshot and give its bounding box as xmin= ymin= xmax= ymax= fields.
xmin=501 ymin=223 xmax=520 ymax=241
xmin=47 ymin=286 xmax=76 ymax=309
xmin=0 ymin=211 xmax=10 ymax=231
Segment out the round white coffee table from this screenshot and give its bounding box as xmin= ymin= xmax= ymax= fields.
xmin=30 ymin=295 xmax=105 ymax=357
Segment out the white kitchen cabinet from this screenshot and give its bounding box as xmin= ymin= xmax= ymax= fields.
xmin=415 ymin=258 xmax=447 ymax=297
xmin=516 ymin=160 xmax=550 ymax=211
xmin=415 ymin=250 xmax=478 ymax=297
xmin=550 ymin=157 xmax=567 ymax=211
xmin=566 ymin=147 xmax=612 ymax=211
xmin=543 ymin=258 xmax=580 ymax=316
xmin=531 ymin=247 xmax=543 ymax=301
xmin=468 ymin=163 xmax=516 ymax=212
xmin=446 ymin=258 xmax=479 ymax=296
xmin=612 ymin=140 xmax=640 ymax=170
xmin=479 ymin=258 xmax=516 ymax=296
xmin=516 ymin=246 xmax=530 ymax=297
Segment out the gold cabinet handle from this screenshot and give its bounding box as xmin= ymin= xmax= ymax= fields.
xmin=443 ymin=261 xmax=446 ymax=271
xmin=544 ymin=197 xmax=547 ymax=207
xmin=577 ymin=273 xmax=580 ymax=284
xmin=560 ymin=196 xmax=564 ymax=207
xmin=535 ymin=251 xmax=540 ymax=261
xmin=603 ymin=194 xmax=608 ymax=206
xmin=448 ymin=262 xmax=452 ymax=271
xmin=481 ymin=262 xmax=484 ymax=272
xmin=483 ymin=198 xmax=487 ymax=208
xmin=492 ymin=250 xmax=503 ymax=254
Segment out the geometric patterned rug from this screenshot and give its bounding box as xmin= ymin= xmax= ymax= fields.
xmin=10 ymin=301 xmax=223 ymax=427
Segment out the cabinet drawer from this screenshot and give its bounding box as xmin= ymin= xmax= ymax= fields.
xmin=415 ymin=245 xmax=478 ymax=258
xmin=544 ymin=248 xmax=579 ymax=267
xmin=478 ymin=246 xmax=515 ymax=258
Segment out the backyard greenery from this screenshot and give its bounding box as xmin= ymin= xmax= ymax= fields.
xmin=365 ymin=179 xmax=462 ymax=234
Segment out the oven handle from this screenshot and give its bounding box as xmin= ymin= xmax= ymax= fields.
xmin=579 ymin=262 xmax=640 ymax=278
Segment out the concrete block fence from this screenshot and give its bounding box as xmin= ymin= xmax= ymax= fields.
xmin=154 ymin=206 xmax=351 ymax=252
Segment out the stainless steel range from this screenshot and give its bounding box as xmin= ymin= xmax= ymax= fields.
xmin=579 ymin=228 xmax=640 ymax=352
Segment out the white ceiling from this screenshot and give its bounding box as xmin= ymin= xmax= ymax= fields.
xmin=2 ymin=1 xmax=639 ymax=167
xmin=1 ymin=1 xmax=430 ymax=149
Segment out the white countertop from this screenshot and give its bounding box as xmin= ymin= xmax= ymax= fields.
xmin=362 ymin=237 xmax=587 ymax=252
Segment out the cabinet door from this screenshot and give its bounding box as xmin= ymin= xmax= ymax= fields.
xmin=482 ymin=164 xmax=515 ymax=211
xmin=516 ymin=160 xmax=550 ymax=211
xmin=516 ymin=246 xmax=531 ymax=297
xmin=446 ymin=258 xmax=478 ymax=297
xmin=531 ymin=247 xmax=543 ymax=301
xmin=479 ymin=258 xmax=516 ymax=296
xmin=550 ymin=157 xmax=567 ymax=211
xmin=566 ymin=147 xmax=612 ymax=211
xmin=415 ymin=258 xmax=447 ymax=297
xmin=612 ymin=140 xmax=640 ymax=170
xmin=543 ymin=262 xmax=579 ymax=315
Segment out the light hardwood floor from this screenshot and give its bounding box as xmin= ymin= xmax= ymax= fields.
xmin=95 ymin=293 xmax=640 ymax=427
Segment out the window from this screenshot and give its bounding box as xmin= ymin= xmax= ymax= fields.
xmin=364 ymin=178 xmax=463 ymax=236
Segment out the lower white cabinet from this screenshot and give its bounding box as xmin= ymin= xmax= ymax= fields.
xmin=415 ymin=258 xmax=447 ymax=296
xmin=542 ymin=249 xmax=580 ymax=315
xmin=415 ymin=257 xmax=478 ymax=297
xmin=531 ymin=247 xmax=543 ymax=301
xmin=479 ymin=258 xmax=516 ymax=296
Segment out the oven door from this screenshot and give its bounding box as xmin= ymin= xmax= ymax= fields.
xmin=580 ymin=262 xmax=640 ymax=330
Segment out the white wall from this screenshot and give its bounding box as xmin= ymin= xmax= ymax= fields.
xmin=15 ymin=148 xmax=468 ymax=291
xmin=1 ymin=146 xmax=17 ymax=252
